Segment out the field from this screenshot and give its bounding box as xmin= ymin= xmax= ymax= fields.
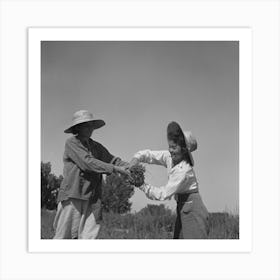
xmin=41 ymin=208 xmax=239 ymax=239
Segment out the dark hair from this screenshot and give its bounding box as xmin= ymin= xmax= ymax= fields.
xmin=168 ymin=133 xmax=192 ymax=166
xmin=181 ymin=147 xmax=192 ymax=166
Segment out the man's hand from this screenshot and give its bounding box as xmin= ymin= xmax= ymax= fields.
xmin=113 ymin=165 xmax=131 ymax=179
xmin=114 ymin=157 xmax=129 ymax=167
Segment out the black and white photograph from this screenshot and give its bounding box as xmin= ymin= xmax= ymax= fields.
xmin=40 ymin=40 xmax=239 ymax=240
xmin=1 ymin=1 xmax=280 ymax=280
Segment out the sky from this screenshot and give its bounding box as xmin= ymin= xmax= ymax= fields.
xmin=41 ymin=41 xmax=239 ymax=213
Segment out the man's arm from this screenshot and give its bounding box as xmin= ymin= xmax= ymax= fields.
xmin=66 ymin=138 xmax=114 ymax=174
xmin=112 ymin=157 xmax=129 ymax=167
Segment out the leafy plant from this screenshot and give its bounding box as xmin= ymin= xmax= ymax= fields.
xmin=102 ymin=173 xmax=134 ymax=214
xmin=41 ymin=162 xmax=63 ymax=210
xmin=129 ymin=164 xmax=146 ymax=187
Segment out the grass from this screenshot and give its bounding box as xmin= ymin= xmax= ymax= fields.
xmin=41 ymin=208 xmax=239 ymax=239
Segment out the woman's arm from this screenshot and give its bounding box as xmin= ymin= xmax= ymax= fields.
xmin=138 ymin=167 xmax=192 ymax=201
xmin=130 ymin=150 xmax=170 ymax=167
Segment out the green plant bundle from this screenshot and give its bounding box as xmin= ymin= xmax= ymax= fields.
xmin=129 ymin=164 xmax=146 ymax=187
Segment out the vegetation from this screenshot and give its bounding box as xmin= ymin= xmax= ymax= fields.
xmin=129 ymin=164 xmax=146 ymax=187
xmin=102 ymin=173 xmax=134 ymax=214
xmin=41 ymin=205 xmax=239 ymax=239
xmin=41 ymin=162 xmax=62 ymax=210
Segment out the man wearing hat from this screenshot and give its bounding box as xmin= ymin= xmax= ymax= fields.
xmin=53 ymin=110 xmax=130 ymax=239
xmin=129 ymin=121 xmax=209 ymax=239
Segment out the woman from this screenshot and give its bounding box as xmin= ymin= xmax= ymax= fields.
xmin=53 ymin=110 xmax=130 ymax=239
xmin=129 ymin=121 xmax=209 ymax=239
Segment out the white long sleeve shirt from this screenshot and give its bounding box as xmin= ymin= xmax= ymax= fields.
xmin=133 ymin=149 xmax=199 ymax=201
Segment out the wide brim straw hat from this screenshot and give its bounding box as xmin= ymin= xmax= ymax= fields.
xmin=64 ymin=110 xmax=105 ymax=133
xmin=167 ymin=121 xmax=197 ymax=166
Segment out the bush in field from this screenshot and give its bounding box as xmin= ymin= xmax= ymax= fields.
xmin=102 ymin=173 xmax=135 ymax=214
xmin=139 ymin=204 xmax=172 ymax=217
xmin=41 ymin=162 xmax=63 ymax=210
xmin=134 ymin=204 xmax=175 ymax=237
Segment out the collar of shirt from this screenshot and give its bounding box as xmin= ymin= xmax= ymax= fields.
xmin=169 ymin=159 xmax=192 ymax=174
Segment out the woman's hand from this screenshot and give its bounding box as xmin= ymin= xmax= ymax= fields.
xmin=129 ymin=157 xmax=139 ymax=169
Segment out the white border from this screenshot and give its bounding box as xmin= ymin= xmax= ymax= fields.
xmin=28 ymin=27 xmax=252 ymax=253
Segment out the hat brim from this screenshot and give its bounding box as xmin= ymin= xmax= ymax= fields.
xmin=186 ymin=149 xmax=194 ymax=167
xmin=167 ymin=121 xmax=194 ymax=166
xmin=64 ymin=119 xmax=105 ymax=133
